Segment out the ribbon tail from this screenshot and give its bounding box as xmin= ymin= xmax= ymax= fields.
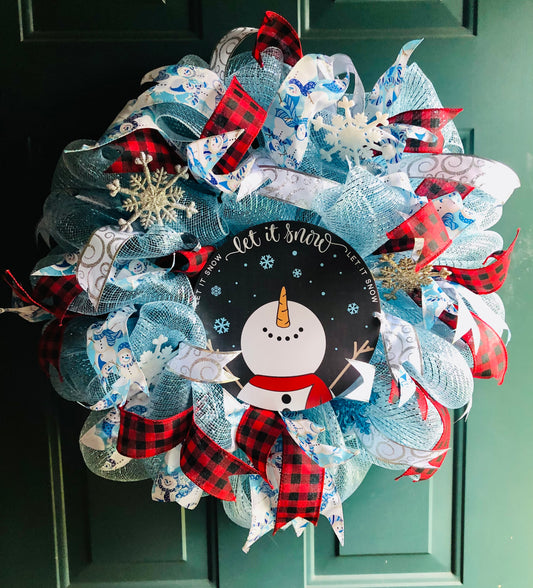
xmin=274 ymin=429 xmax=324 ymax=533
xmin=180 ymin=420 xmax=258 ymax=501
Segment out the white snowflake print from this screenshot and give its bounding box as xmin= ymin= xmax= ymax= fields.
xmin=106 ymin=152 xmax=198 ymax=232
xmin=213 ymin=317 xmax=230 ymax=334
xmin=138 ymin=334 xmax=174 ymax=387
xmin=292 ymin=268 xmax=302 ymax=278
xmin=211 ymin=285 xmax=222 ymax=296
xmin=347 ymin=302 xmax=359 ymax=315
xmin=259 ymin=254 xmax=275 ymax=270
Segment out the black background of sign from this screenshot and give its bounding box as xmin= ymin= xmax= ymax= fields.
xmin=195 ymin=221 xmax=381 ymax=397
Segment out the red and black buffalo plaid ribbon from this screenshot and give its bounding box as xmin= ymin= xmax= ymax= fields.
xmin=117 ymin=405 xmax=193 ymax=458
xmin=433 ymin=230 xmax=519 ymax=295
xmin=253 ymin=11 xmax=303 ymax=68
xmin=236 ymin=406 xmax=324 ymax=532
xmin=388 ymin=108 xmax=462 ymax=154
xmin=396 ymin=381 xmax=450 ymax=481
xmin=105 ymin=128 xmax=183 ymax=174
xmin=38 ymin=318 xmax=70 ymax=380
xmin=200 ymin=77 xmax=267 ymax=175
xmin=33 ymin=275 xmax=83 ymax=321
xmin=236 ymin=407 xmax=285 ymax=481
xmin=374 ymin=200 xmax=452 ymax=268
xmin=415 ymin=177 xmax=474 ymax=200
xmin=3 ymin=270 xmax=81 ymax=324
xmin=180 ymin=423 xmax=258 ymax=500
xmin=276 ymin=429 xmax=324 ymax=531
xmin=409 ymin=288 xmax=508 ymax=384
xmin=173 ymin=245 xmax=215 ymax=276
xmin=117 ymin=406 xmax=258 ymax=500
xmin=441 ymin=310 xmax=508 ymax=384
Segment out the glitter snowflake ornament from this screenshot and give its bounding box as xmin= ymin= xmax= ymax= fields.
xmin=313 ymin=96 xmax=393 ymax=163
xmin=106 ymin=152 xmax=198 ymax=232
xmin=376 ymin=253 xmax=451 ymax=300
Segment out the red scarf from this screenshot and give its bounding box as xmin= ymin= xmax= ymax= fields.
xmin=249 ymin=373 xmax=332 ymax=409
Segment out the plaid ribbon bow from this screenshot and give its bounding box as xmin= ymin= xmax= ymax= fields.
xmin=388 ymin=108 xmax=462 ymax=154
xmin=433 ymin=230 xmax=519 ymax=295
xmin=414 ymin=177 xmax=474 ymax=200
xmin=395 ymin=380 xmax=451 ymax=481
xmin=3 ymin=270 xmax=82 ymax=323
xmin=104 ymin=128 xmax=183 ymax=174
xmin=200 ymin=76 xmax=267 ymax=175
xmin=409 ymin=289 xmax=508 ymax=384
xmin=117 ymin=406 xmax=258 ymax=500
xmin=374 ymin=200 xmax=452 ymax=268
xmin=236 ymin=406 xmax=325 ymax=533
xmin=253 ymin=11 xmax=303 ymax=68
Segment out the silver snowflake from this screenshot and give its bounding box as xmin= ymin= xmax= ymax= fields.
xmin=292 ymin=268 xmax=302 ymax=278
xmin=211 ymin=285 xmax=222 ymax=297
xmin=313 ymin=96 xmax=392 ymax=163
xmin=259 ymin=254 xmax=275 ymax=270
xmin=106 ymin=152 xmax=198 ymax=232
xmin=347 ymin=302 xmax=359 ymax=315
xmin=213 ymin=317 xmax=230 ymax=334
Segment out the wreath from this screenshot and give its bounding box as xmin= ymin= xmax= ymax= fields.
xmin=2 ymin=11 xmax=520 ymax=552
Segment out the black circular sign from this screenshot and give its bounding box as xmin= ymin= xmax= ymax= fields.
xmin=194 ymin=221 xmax=380 ymax=410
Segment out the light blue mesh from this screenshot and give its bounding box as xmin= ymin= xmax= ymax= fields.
xmin=314 ymin=166 xmax=412 ymax=258
xmin=221 ymin=192 xmax=298 ymax=234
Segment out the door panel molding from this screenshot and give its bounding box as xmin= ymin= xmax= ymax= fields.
xmin=47 ymin=400 xmax=217 ymax=587
xmin=18 ymin=0 xmax=203 ymax=42
xmin=298 ymin=0 xmax=477 ymax=39
xmin=303 ymin=416 xmax=466 ymax=588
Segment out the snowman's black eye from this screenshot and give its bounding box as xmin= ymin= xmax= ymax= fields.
xmin=263 ymin=327 xmax=267 ymax=332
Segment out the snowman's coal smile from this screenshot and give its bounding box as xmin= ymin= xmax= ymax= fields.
xmin=262 ymin=326 xmax=304 ymax=341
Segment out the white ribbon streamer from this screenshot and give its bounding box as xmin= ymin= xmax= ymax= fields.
xmin=358 ymin=423 xmax=447 ymax=468
xmin=167 ymin=341 xmax=241 ymax=383
xmin=374 ymin=311 xmax=423 ymax=406
xmin=77 ymin=226 xmax=138 ymax=309
xmin=392 ymin=154 xmax=521 ymax=204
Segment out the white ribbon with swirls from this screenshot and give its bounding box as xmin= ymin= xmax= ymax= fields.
xmin=167 ymin=341 xmax=241 ymax=383
xmin=358 ymin=423 xmax=447 ymax=468
xmin=209 ymin=26 xmax=258 ymax=80
xmin=375 ymin=311 xmax=423 ymax=406
xmin=239 ymin=159 xmax=341 ymax=209
xmin=391 ymin=153 xmax=521 ymax=204
xmin=77 ymin=225 xmax=138 ymax=309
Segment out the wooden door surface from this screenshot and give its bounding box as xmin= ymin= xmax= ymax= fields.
xmin=1 ymin=2 xmax=532 ymax=587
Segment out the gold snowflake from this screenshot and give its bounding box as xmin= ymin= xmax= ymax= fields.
xmin=375 ymin=253 xmax=451 ymax=300
xmin=106 ymin=152 xmax=198 ymax=232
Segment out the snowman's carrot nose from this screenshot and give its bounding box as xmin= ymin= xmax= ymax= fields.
xmin=276 ymin=286 xmax=290 ymax=328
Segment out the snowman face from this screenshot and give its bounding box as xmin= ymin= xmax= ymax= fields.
xmin=241 ymin=300 xmax=326 ymax=377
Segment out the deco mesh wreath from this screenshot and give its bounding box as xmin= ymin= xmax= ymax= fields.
xmin=3 ymin=12 xmax=520 ymax=552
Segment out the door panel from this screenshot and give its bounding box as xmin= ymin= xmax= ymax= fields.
xmin=1 ymin=1 xmax=532 ymax=587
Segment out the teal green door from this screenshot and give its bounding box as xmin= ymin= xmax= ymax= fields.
xmin=1 ymin=1 xmax=532 ymax=587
